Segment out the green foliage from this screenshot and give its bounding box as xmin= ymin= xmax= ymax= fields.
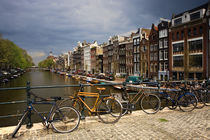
xmin=38 ymin=58 xmax=55 ymax=68
xmin=0 ymin=38 xmax=34 ymax=69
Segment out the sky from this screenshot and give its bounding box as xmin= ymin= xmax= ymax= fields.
xmin=0 ymin=0 xmax=208 ymax=65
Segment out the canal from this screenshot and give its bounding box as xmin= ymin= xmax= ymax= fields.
xmin=0 ymin=69 xmax=120 ymax=127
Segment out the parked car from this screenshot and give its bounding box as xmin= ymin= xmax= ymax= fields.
xmin=97 ymin=73 xmax=105 ymax=79
xmin=105 ymin=73 xmax=115 ymax=81
xmin=125 ymin=76 xmax=142 ymax=84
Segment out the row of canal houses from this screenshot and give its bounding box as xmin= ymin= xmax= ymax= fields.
xmin=58 ymin=2 xmax=210 ymax=81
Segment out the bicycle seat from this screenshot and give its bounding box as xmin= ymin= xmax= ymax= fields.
xmin=97 ymin=87 xmax=106 ymax=91
xmin=50 ymin=96 xmax=62 ymax=101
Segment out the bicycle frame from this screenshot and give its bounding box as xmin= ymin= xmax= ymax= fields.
xmin=72 ymin=91 xmax=111 ymax=113
xmin=126 ymin=88 xmax=145 ymax=105
xmin=28 ymin=100 xmax=59 ymax=124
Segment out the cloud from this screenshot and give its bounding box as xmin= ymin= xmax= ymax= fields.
xmin=28 ymin=51 xmax=46 ymax=58
xmin=0 ymin=0 xmax=208 ymax=63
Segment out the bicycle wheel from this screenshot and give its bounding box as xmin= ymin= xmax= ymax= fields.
xmin=178 ymin=94 xmax=197 ymax=112
xmin=97 ymin=98 xmax=122 ymax=124
xmin=204 ymin=91 xmax=210 ymax=106
xmin=12 ymin=110 xmax=29 ymax=138
xmin=140 ymin=94 xmax=161 ymax=114
xmin=195 ymin=91 xmax=205 ymax=109
xmin=51 ymin=107 xmax=80 ymax=133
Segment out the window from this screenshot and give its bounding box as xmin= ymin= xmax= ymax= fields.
xmin=193 ymin=27 xmax=197 ymax=35
xmin=174 ymin=18 xmax=182 ymax=26
xmin=137 ymin=38 xmax=140 ymax=45
xmin=190 ymin=11 xmax=200 ymax=21
xmin=199 ymin=26 xmax=203 ymax=34
xmin=164 ymin=51 xmax=168 ymax=60
xmin=189 ymin=54 xmax=202 ymax=67
xmin=173 ymin=56 xmax=184 ymax=67
xmin=150 ymin=64 xmax=153 ymax=72
xmin=164 ymin=38 xmax=168 ymax=47
xmin=159 ymin=50 xmax=164 ymax=60
xmin=154 ymin=53 xmax=157 ymax=61
xmin=176 ymin=32 xmax=179 ymax=40
xmin=188 ymin=29 xmax=191 ymax=37
xmin=134 ymin=39 xmax=137 ymax=45
xmin=150 ymin=53 xmax=153 ymax=61
xmin=150 ymin=45 xmax=153 ymax=52
xmin=172 ymin=33 xmax=175 ymax=40
xmin=137 ymin=46 xmax=139 ymax=53
xmin=154 ymin=44 xmax=158 ymax=51
xmin=173 ymin=43 xmax=184 ymax=53
xmin=189 ymin=39 xmax=202 ymax=52
xmin=165 ymin=62 xmax=168 ymax=70
xmin=159 ymin=40 xmax=163 ymax=48
xmin=181 ymin=30 xmax=184 ymax=39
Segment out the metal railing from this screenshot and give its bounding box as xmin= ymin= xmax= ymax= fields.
xmin=0 ymin=79 xmax=209 ymax=127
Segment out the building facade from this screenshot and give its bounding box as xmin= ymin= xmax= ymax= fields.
xmin=84 ymin=43 xmax=91 ymax=73
xmin=169 ymin=3 xmax=208 ymax=80
xmin=126 ymin=36 xmax=133 ymax=76
xmin=149 ymin=24 xmax=159 ymax=80
xmin=158 ymin=19 xmax=170 ymax=81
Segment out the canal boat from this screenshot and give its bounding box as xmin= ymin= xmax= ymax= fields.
xmin=91 ymin=79 xmax=100 ymax=84
xmin=86 ymin=77 xmax=92 ymax=83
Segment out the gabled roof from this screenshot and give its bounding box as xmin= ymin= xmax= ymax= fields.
xmin=173 ymin=2 xmax=208 ymax=19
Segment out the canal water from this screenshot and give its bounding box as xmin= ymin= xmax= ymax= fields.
xmin=0 ymin=69 xmax=120 ymax=127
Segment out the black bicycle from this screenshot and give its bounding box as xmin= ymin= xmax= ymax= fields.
xmin=12 ymin=92 xmax=80 ymax=138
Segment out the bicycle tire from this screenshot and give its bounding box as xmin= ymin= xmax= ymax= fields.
xmin=195 ymin=91 xmax=205 ymax=109
xmin=12 ymin=110 xmax=29 ymax=138
xmin=51 ymin=107 xmax=80 ymax=133
xmin=97 ymin=98 xmax=122 ymax=124
xmin=204 ymin=92 xmax=210 ymax=106
xmin=178 ymin=94 xmax=197 ymax=112
xmin=140 ymin=94 xmax=161 ymax=114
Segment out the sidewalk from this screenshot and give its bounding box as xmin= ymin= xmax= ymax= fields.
xmin=0 ymin=107 xmax=209 ymax=140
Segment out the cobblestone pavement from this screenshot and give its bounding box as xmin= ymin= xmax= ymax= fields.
xmin=1 ymin=107 xmax=209 ymax=140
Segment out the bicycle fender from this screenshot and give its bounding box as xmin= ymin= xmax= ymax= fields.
xmin=177 ymin=92 xmax=196 ymax=100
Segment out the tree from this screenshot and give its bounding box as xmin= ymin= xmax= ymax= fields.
xmin=38 ymin=58 xmax=55 ymax=69
xmin=0 ymin=36 xmax=34 ymax=69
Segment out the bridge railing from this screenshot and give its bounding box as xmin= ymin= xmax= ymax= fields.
xmin=0 ymin=80 xmax=208 ymax=127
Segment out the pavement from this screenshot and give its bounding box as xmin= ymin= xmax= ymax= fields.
xmin=0 ymin=106 xmax=209 ymax=140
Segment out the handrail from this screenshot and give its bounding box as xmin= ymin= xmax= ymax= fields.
xmin=0 ymin=79 xmax=208 ymax=127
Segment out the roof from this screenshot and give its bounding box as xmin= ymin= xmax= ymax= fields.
xmin=173 ymin=2 xmax=208 ymax=19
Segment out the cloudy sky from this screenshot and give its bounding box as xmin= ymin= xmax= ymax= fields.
xmin=0 ymin=0 xmax=208 ymax=65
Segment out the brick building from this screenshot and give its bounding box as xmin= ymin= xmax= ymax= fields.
xmin=139 ymin=29 xmax=151 ymax=78
xmin=149 ymin=24 xmax=159 ymax=80
xmin=169 ymin=3 xmax=208 ymax=80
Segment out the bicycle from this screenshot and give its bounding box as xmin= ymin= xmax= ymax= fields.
xmin=119 ymin=84 xmax=161 ymax=115
xmin=59 ymin=85 xmax=122 ymax=124
xmin=12 ymin=92 xmax=80 ymax=138
xmin=159 ymin=82 xmax=198 ymax=112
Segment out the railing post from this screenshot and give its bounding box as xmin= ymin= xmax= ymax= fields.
xmin=80 ymin=84 xmax=85 ymax=120
xmin=26 ymin=81 xmax=33 ymax=129
xmin=157 ymin=80 xmax=160 ymax=93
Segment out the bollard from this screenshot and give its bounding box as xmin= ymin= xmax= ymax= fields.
xmin=79 ymin=84 xmax=85 ymax=120
xmin=26 ymin=81 xmax=33 ymax=129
